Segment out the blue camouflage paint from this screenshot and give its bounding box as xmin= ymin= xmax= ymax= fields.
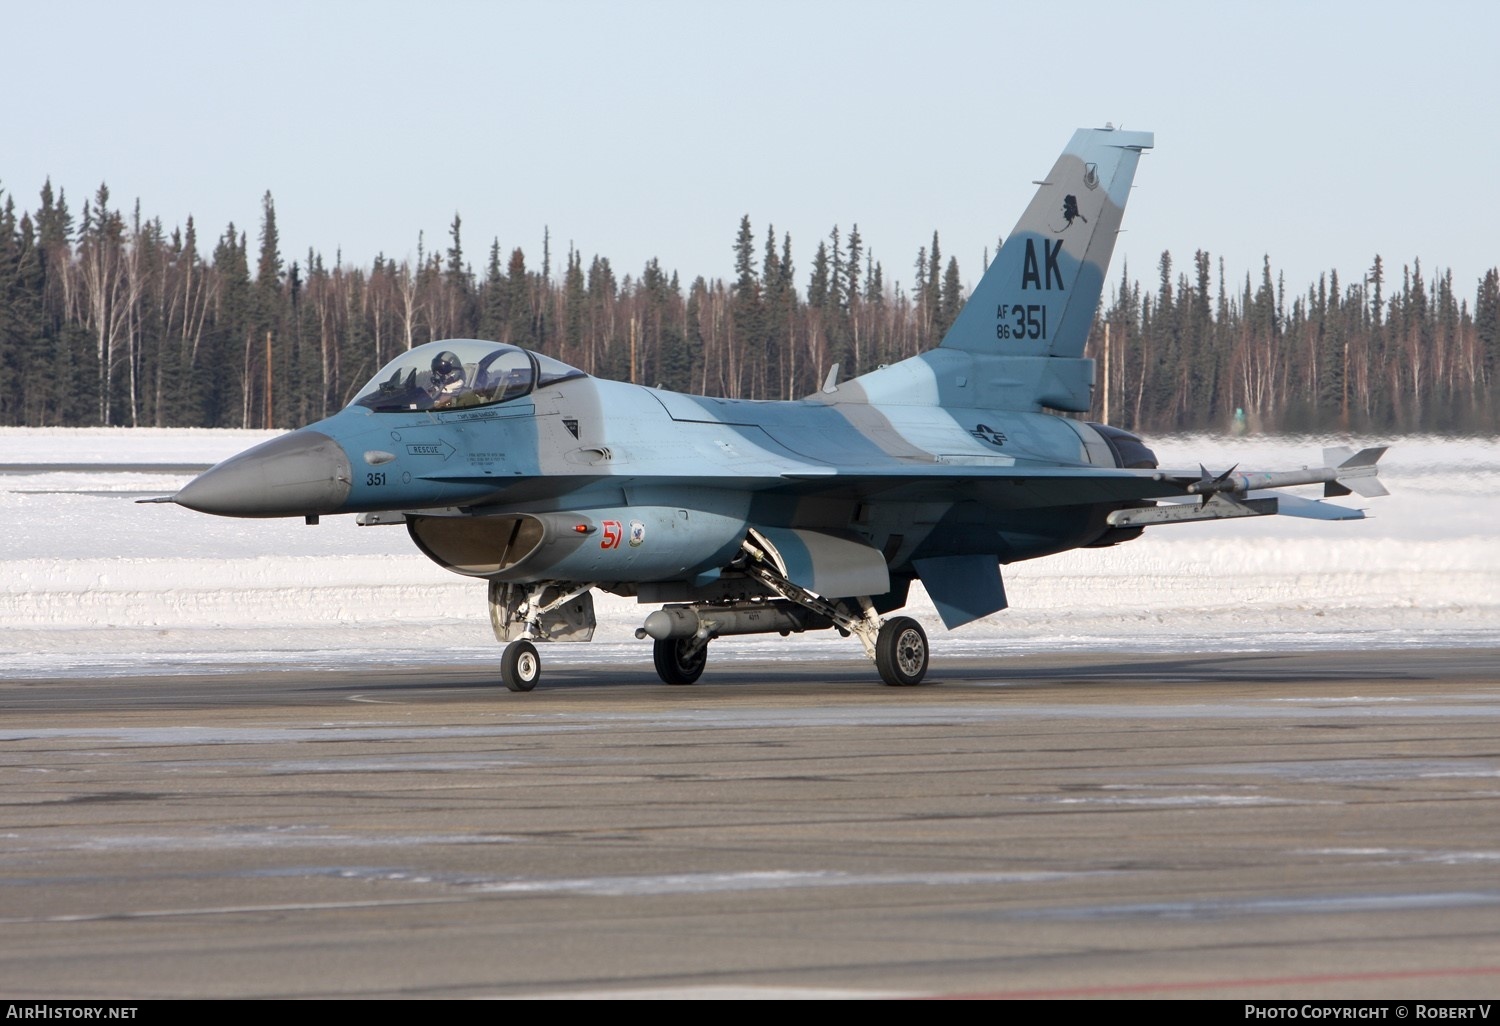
xmin=165 ymin=127 xmax=1385 ymax=689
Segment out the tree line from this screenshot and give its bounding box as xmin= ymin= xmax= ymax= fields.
xmin=1 ymin=180 xmax=1496 ymax=434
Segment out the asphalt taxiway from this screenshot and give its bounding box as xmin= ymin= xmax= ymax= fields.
xmin=3 ymin=647 xmax=1498 ymax=999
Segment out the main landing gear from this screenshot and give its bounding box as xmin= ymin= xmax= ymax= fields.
xmin=634 ymin=539 xmax=933 ymax=688
xmin=736 ymin=540 xmax=931 ymax=688
xmin=652 ymin=636 xmax=707 ymax=686
xmin=638 ymin=607 xmax=930 ymax=687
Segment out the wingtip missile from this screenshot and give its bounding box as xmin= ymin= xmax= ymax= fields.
xmin=1184 ymin=446 xmax=1387 ymax=501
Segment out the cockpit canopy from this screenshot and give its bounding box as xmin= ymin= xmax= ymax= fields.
xmin=351 ymin=339 xmax=586 ymax=413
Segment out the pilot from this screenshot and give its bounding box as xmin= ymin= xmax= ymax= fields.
xmin=429 ymin=351 xmax=466 ymax=407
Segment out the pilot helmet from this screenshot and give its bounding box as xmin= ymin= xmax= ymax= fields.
xmin=431 ymin=350 xmax=462 ymax=383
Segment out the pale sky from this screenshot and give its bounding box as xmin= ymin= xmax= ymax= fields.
xmin=4 ymin=0 xmax=1495 ymax=304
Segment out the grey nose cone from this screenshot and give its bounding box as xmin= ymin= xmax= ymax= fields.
xmin=174 ymin=430 xmax=352 ymax=517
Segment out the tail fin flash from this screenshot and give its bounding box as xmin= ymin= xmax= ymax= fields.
xmin=941 ymin=126 xmax=1153 ymax=360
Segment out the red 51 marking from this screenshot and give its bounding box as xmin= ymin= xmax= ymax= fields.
xmin=601 ymin=520 xmax=622 ymax=549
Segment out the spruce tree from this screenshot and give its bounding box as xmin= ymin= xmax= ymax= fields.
xmin=730 ymin=215 xmax=762 ymax=380
xmin=926 ymin=232 xmax=943 ymax=344
xmin=505 ymin=248 xmax=531 ymax=347
xmin=479 ymin=239 xmax=508 ymax=342
xmin=561 ymin=245 xmax=586 ymax=369
xmin=252 ymin=192 xmax=285 ymax=426
xmin=808 ymin=241 xmax=830 ymax=309
xmin=1477 ymin=269 xmax=1500 ymax=396
xmin=938 ymin=256 xmax=963 ymax=339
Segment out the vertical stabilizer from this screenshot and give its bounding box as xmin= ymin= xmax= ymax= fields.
xmin=940 ymin=126 xmax=1153 ymax=360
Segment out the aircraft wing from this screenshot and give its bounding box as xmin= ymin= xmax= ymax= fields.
xmin=772 ymin=462 xmax=1188 ymax=507
xmin=403 ymin=447 xmax=1379 ymax=518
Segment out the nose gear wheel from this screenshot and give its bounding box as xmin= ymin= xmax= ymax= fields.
xmin=501 ymin=639 xmax=541 ymax=692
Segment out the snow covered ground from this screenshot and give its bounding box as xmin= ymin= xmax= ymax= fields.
xmin=2 ymin=426 xmax=1497 ymax=679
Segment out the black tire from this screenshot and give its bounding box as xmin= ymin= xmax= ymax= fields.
xmin=501 ymin=639 xmax=541 ymax=692
xmin=653 ymin=637 xmax=707 ymax=685
xmin=875 ymin=616 xmax=928 ymax=686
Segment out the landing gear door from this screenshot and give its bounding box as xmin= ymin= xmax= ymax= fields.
xmin=747 ymin=527 xmax=890 ymax=600
xmin=488 ymin=581 xmax=597 ymax=643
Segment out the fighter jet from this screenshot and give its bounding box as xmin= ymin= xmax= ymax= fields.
xmin=159 ymin=126 xmax=1386 ymax=691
